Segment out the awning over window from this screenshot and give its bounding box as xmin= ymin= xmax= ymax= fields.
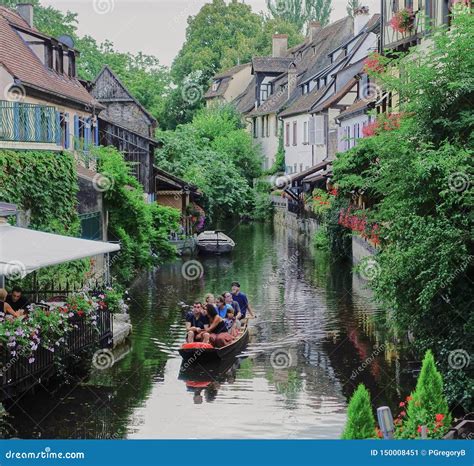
xmin=0 ymin=223 xmax=120 ymax=277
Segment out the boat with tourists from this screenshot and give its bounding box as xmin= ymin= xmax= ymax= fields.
xmin=179 ymin=322 xmax=249 ymax=363
xmin=196 ymin=230 xmax=235 ymax=254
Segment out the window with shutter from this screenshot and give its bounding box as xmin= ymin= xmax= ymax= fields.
xmin=285 ymin=123 xmax=290 ymax=146
xmin=308 ymin=116 xmax=316 ymax=145
xmin=292 ymin=121 xmax=297 ymax=145
xmin=314 ymin=115 xmax=325 ymax=145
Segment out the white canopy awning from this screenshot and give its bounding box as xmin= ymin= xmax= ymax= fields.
xmin=0 ymin=223 xmax=120 ymax=277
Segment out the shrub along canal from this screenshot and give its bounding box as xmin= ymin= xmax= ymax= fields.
xmin=0 ymin=223 xmax=414 ymax=439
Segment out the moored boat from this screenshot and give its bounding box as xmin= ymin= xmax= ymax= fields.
xmin=178 ymin=324 xmax=249 ymax=363
xmin=196 ymin=230 xmax=235 ymax=254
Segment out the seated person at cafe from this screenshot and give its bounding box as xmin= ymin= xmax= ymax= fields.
xmin=6 ymin=286 xmax=30 ymax=313
xmin=186 ymin=302 xmax=209 ymax=343
xmin=0 ymin=288 xmax=22 ymax=319
xmin=201 ymin=304 xmax=234 ymax=347
xmin=216 ymin=295 xmax=233 ymax=318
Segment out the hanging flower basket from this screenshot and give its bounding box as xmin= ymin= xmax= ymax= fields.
xmin=389 ymin=8 xmax=415 ymax=33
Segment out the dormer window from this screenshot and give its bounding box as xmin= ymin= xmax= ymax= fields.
xmin=54 ymin=47 xmax=63 ymax=73
xmin=68 ymin=52 xmax=76 ymax=77
xmin=44 ymin=43 xmax=53 ymax=69
xmin=212 ymin=80 xmax=220 ymax=92
xmin=260 ymin=83 xmax=272 ymax=103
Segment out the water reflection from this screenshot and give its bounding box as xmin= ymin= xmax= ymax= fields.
xmin=0 ymin=222 xmax=413 ymax=439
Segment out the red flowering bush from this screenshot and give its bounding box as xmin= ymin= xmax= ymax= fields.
xmin=389 ymin=8 xmax=415 ymax=33
xmin=338 ymin=207 xmax=381 ymax=246
xmin=362 ymin=114 xmax=403 ymax=138
xmin=364 ymin=53 xmax=384 ymax=74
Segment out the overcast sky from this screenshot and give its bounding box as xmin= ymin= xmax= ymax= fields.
xmin=42 ymin=0 xmax=379 ymax=67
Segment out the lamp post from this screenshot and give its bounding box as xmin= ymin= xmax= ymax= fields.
xmin=377 ymin=406 xmax=395 ymax=439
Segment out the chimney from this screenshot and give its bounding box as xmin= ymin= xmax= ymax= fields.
xmin=307 ymin=21 xmax=321 ymax=42
xmin=272 ymin=34 xmax=288 ymax=58
xmin=288 ymin=63 xmax=297 ymax=99
xmin=16 ymin=3 xmax=34 ymax=28
xmin=354 ymin=6 xmax=370 ymax=36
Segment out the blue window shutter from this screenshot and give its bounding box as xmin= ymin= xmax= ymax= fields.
xmin=65 ymin=113 xmax=70 ymax=149
xmin=46 ymin=108 xmax=53 ymax=142
xmin=94 ymin=119 xmax=99 ymax=146
xmin=55 ymin=111 xmax=61 ymax=145
xmin=85 ymin=117 xmax=91 ymax=150
xmin=13 ymin=103 xmax=19 ymax=141
xmin=34 ymin=106 xmax=41 ymax=142
xmin=73 ymin=114 xmax=79 ymax=149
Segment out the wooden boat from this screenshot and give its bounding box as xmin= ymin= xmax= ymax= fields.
xmin=179 ymin=324 xmax=249 ymax=363
xmin=196 ymin=230 xmax=235 ymax=254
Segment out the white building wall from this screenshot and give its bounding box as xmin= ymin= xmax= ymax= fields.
xmin=282 ymin=113 xmax=313 ymax=174
xmin=252 ymin=113 xmax=280 ymax=170
xmin=337 ymin=113 xmax=373 ymax=153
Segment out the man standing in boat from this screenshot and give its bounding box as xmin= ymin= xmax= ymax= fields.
xmin=231 ymin=282 xmax=255 ymax=320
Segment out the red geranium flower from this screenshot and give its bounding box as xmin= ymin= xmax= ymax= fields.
xmin=399 ymin=401 xmax=405 ymax=407
xmin=435 ymin=413 xmax=445 ymax=423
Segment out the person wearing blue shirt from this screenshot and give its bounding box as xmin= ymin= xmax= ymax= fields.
xmin=186 ymin=302 xmax=209 ymax=342
xmin=216 ymin=295 xmax=233 ymax=318
xmin=231 ymin=281 xmax=255 ymax=320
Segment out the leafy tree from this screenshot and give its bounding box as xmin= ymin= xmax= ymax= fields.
xmin=397 ymin=351 xmax=451 ymax=439
xmin=93 ymin=146 xmax=180 ymax=283
xmin=341 ymin=384 xmax=376 ymax=439
xmin=346 ymin=0 xmax=362 ymax=17
xmin=156 ymin=105 xmax=263 ymax=220
xmin=333 ymin=10 xmax=474 ymax=410
xmin=266 ymin=0 xmax=332 ymax=31
xmin=169 ymin=0 xmax=302 ymax=127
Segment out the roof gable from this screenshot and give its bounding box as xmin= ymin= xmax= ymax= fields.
xmin=92 ymin=65 xmax=156 ymax=125
xmin=0 ymin=8 xmax=99 ymax=108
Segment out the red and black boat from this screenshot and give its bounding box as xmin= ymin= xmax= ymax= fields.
xmin=178 ymin=324 xmax=249 ymax=363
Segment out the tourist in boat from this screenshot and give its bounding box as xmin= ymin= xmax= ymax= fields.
xmin=185 ymin=302 xmax=209 ymax=343
xmin=231 ymin=281 xmax=255 ymax=319
xmin=0 ymin=288 xmax=22 ymax=319
xmin=223 ymin=291 xmax=242 ymax=320
xmin=215 ymin=295 xmax=233 ymax=318
xmin=6 ymin=286 xmax=30 ymax=314
xmin=224 ymin=307 xmax=239 ymax=336
xmin=201 ymin=304 xmax=233 ymax=347
xmin=204 ymin=293 xmax=217 ymax=309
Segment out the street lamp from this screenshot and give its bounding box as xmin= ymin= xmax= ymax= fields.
xmin=377 ymin=406 xmax=395 ymax=439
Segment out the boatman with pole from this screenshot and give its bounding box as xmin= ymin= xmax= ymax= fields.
xmin=231 ymin=281 xmax=256 ymax=320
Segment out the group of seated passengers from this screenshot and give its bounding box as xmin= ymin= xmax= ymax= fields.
xmin=0 ymin=287 xmax=30 ymax=320
xmin=186 ymin=282 xmax=255 ymax=347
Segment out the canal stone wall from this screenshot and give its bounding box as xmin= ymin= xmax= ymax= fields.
xmin=273 ymin=206 xmax=322 ymax=237
xmin=352 ymin=235 xmax=377 ymax=265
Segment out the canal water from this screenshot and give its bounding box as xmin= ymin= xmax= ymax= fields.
xmin=0 ymin=223 xmax=414 ymax=439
